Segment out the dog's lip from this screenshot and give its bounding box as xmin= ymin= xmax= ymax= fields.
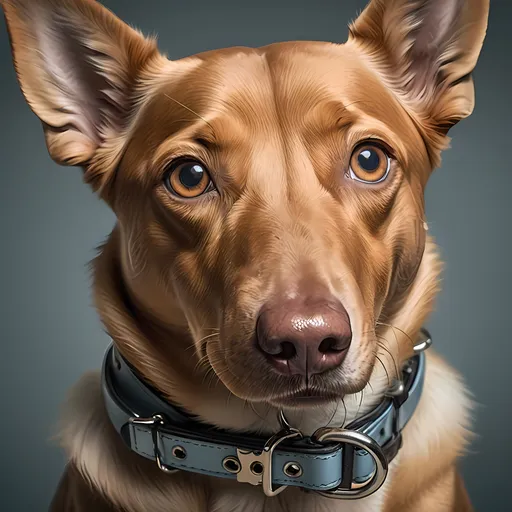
xmin=270 ymin=389 xmax=340 ymax=406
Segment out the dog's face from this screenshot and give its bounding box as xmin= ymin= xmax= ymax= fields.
xmin=121 ymin=45 xmax=432 ymax=405
xmin=2 ymin=0 xmax=488 ymax=407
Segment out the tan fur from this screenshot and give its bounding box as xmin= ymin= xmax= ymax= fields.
xmin=51 ymin=236 xmax=474 ymax=512
xmin=2 ymin=0 xmax=489 ymax=510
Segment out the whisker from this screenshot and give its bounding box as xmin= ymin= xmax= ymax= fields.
xmin=185 ymin=331 xmax=220 ymax=353
xmin=376 ymin=338 xmax=400 ymax=379
xmin=196 ymin=331 xmax=221 ymax=346
xmin=376 ymin=321 xmax=414 ymax=346
xmin=375 ymin=355 xmax=390 ymax=386
xmin=326 ymin=398 xmax=340 ymax=427
xmin=249 ymin=401 xmax=271 ymax=424
xmin=194 ymin=344 xmax=230 ymax=374
xmin=340 ymin=398 xmax=347 ymax=428
xmin=164 ymin=94 xmax=214 ymax=130
xmin=356 ymin=388 xmax=365 ymax=420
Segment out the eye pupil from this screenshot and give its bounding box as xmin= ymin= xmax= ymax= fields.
xmin=357 ymin=149 xmax=380 ymax=172
xmin=179 ymin=164 xmax=204 ymax=189
xmin=349 ymin=143 xmax=390 ymax=184
xmin=166 ymin=160 xmax=212 ymax=198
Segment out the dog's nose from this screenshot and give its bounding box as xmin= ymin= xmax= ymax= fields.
xmin=256 ymin=297 xmax=352 ymax=376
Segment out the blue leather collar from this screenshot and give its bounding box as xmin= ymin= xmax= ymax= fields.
xmin=101 ymin=329 xmax=431 ymax=500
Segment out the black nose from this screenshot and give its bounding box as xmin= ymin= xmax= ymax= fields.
xmin=256 ymin=295 xmax=352 ymax=376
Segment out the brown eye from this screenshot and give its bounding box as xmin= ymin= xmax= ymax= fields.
xmin=165 ymin=160 xmax=212 ymax=198
xmin=349 ymin=143 xmax=390 ymax=183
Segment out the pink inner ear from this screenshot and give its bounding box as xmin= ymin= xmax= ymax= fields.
xmin=393 ymin=0 xmax=469 ymax=104
xmin=412 ymin=0 xmax=463 ymax=51
xmin=36 ymin=13 xmax=109 ymax=144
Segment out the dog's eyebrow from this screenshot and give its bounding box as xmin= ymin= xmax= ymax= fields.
xmin=301 ymin=99 xmax=360 ymax=133
xmin=164 ymin=94 xmax=215 ymax=132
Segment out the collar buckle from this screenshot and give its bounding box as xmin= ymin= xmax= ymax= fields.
xmin=129 ymin=414 xmax=180 ymax=475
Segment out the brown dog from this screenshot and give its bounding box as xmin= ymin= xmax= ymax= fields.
xmin=2 ymin=0 xmax=489 ymax=510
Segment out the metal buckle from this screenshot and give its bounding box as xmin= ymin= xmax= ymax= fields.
xmin=236 ymin=410 xmax=303 ymax=497
xmin=311 ymin=427 xmax=388 ymax=500
xmin=130 ymin=414 xmax=180 ymax=474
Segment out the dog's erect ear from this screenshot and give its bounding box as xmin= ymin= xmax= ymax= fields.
xmin=349 ymin=0 xmax=489 ymax=134
xmin=1 ymin=0 xmax=159 ymax=192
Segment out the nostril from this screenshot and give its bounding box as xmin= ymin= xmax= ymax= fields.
xmin=276 ymin=341 xmax=297 ymax=360
xmin=318 ymin=336 xmax=351 ymax=354
xmin=318 ymin=337 xmax=338 ymax=354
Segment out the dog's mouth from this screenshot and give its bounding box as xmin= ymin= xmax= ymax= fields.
xmin=207 ymin=347 xmax=372 ymax=409
xmin=205 ymin=324 xmax=376 ymax=408
xmin=270 ymin=388 xmax=341 ymax=408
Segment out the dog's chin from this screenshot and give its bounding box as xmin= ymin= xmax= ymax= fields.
xmin=265 ymin=376 xmax=372 ymax=409
xmin=212 ymin=365 xmax=370 ymax=410
xmin=268 ymin=391 xmax=341 ymax=409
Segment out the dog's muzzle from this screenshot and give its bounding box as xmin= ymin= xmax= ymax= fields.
xmin=101 ymin=329 xmax=432 ymax=500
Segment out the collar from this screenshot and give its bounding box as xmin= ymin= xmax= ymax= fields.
xmin=101 ymin=328 xmax=431 ymax=500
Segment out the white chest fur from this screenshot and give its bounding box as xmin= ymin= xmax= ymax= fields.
xmin=206 ymin=479 xmax=391 ymax=512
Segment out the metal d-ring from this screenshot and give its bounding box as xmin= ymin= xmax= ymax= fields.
xmin=260 ymin=424 xmax=303 ymax=497
xmin=278 ymin=409 xmax=294 ymax=430
xmin=311 ymin=427 xmax=388 ymax=500
xmin=129 ymin=414 xmax=180 ymax=475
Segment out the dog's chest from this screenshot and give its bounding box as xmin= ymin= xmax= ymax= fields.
xmin=209 ymin=496 xmax=385 ymax=512
xmin=206 ymin=480 xmax=389 ymax=512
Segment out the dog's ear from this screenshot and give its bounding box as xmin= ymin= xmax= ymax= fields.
xmin=1 ymin=0 xmax=159 ymax=193
xmin=349 ymin=0 xmax=489 ymax=135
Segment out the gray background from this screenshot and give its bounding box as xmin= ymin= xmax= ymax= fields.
xmin=1 ymin=0 xmax=510 ymax=510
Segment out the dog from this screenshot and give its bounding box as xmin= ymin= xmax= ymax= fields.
xmin=1 ymin=0 xmax=489 ymax=510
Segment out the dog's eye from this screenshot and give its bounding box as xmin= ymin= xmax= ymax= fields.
xmin=164 ymin=160 xmax=212 ymax=198
xmin=349 ymin=143 xmax=390 ymax=184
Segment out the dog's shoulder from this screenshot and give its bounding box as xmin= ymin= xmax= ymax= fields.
xmin=401 ymin=349 xmax=473 ymax=467
xmin=49 ymin=463 xmax=119 ymax=512
xmin=385 ymin=350 xmax=473 ymax=509
xmin=55 ymin=371 xmax=211 ymax=512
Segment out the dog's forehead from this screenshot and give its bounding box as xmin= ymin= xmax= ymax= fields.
xmin=178 ymin=42 xmax=397 ymax=126
xmin=141 ymin=42 xmax=398 ymax=128
xmin=124 ymin=42 xmax=418 ymax=187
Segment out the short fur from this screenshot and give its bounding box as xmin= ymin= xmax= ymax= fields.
xmin=1 ymin=0 xmax=489 ymax=510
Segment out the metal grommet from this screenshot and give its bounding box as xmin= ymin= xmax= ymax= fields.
xmin=222 ymin=456 xmax=241 ymax=474
xmin=283 ymin=462 xmax=303 ymax=478
xmin=172 ymin=446 xmax=187 ymax=460
xmin=250 ymin=461 xmax=264 ymax=475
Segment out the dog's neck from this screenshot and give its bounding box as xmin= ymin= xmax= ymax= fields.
xmin=91 ymin=224 xmax=441 ymax=436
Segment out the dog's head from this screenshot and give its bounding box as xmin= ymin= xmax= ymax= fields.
xmin=2 ymin=0 xmax=488 ymax=409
